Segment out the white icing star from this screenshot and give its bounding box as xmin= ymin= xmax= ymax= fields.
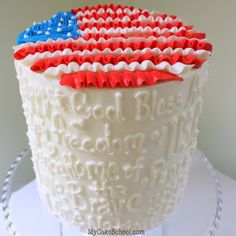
xmin=57 ymin=28 xmax=62 ymax=32
xmin=67 ymin=32 xmax=72 ymax=37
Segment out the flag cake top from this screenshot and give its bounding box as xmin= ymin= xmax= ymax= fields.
xmin=14 ymin=4 xmax=212 ymax=89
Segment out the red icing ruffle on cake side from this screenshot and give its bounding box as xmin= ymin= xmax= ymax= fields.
xmin=14 ymin=39 xmax=212 ymax=60
xmin=60 ymin=70 xmax=183 ymax=89
xmin=31 ymin=53 xmax=205 ymax=72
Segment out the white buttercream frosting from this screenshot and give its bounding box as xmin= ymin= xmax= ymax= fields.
xmin=15 ymin=59 xmax=208 ymax=232
xmin=82 ymin=26 xmax=191 ymax=35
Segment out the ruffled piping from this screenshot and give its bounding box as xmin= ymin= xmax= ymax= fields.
xmin=77 ymin=11 xmax=150 ymax=22
xmin=79 ymin=20 xmax=188 ymax=31
xmin=82 ymin=30 xmax=206 ymax=41
xmin=72 ymin=4 xmax=145 ymax=16
xmin=31 ymin=52 xmax=205 ymax=72
xmin=19 ymin=47 xmax=210 ymax=65
xmin=14 ymin=37 xmax=212 ymax=60
xmin=60 ymin=69 xmax=183 ymax=89
xmin=71 ymin=4 xmax=177 ymax=20
xmin=41 ymin=61 xmax=194 ymax=77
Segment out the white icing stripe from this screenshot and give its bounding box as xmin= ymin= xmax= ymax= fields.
xmin=21 ymin=47 xmax=210 ymax=65
xmin=42 ymin=61 xmax=194 ymax=77
xmin=81 ymin=26 xmax=191 ymax=36
xmin=77 ymin=15 xmax=182 ymax=24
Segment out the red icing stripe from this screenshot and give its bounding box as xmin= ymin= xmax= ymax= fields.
xmin=72 ymin=4 xmax=144 ymax=15
xmin=14 ymin=38 xmax=212 ymax=60
xmin=79 ymin=21 xmax=188 ymax=31
xmin=77 ymin=12 xmax=150 ymax=21
xmin=82 ymin=30 xmax=206 ymax=41
xmin=60 ymin=70 xmax=183 ymax=89
xmin=31 ymin=53 xmax=205 ymax=72
xmin=71 ymin=4 xmax=177 ymax=20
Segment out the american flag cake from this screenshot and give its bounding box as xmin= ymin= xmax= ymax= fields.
xmin=13 ymin=4 xmax=212 ymax=233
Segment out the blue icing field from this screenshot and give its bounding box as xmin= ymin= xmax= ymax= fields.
xmin=16 ymin=11 xmax=81 ymax=45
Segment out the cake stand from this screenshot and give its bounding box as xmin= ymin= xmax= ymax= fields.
xmin=1 ymin=147 xmax=223 ymax=236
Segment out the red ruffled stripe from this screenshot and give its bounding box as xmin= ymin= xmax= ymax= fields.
xmin=82 ymin=30 xmax=206 ymax=41
xmin=14 ymin=38 xmax=212 ymax=60
xmin=79 ymin=20 xmax=188 ymax=31
xmin=71 ymin=4 xmax=134 ymax=14
xmin=77 ymin=12 xmax=150 ymax=21
xmin=60 ymin=70 xmax=183 ymax=89
xmin=31 ymin=53 xmax=205 ymax=72
xmin=71 ymin=4 xmax=177 ymax=20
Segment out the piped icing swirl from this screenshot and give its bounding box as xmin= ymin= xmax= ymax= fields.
xmin=14 ymin=4 xmax=212 ymax=89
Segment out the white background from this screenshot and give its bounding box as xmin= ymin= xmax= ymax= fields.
xmin=0 ymin=0 xmax=236 ymax=187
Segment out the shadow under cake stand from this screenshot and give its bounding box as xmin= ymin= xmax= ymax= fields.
xmin=1 ymin=148 xmax=223 ymax=236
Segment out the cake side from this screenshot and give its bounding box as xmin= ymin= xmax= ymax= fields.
xmin=15 ymin=59 xmax=208 ymax=230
